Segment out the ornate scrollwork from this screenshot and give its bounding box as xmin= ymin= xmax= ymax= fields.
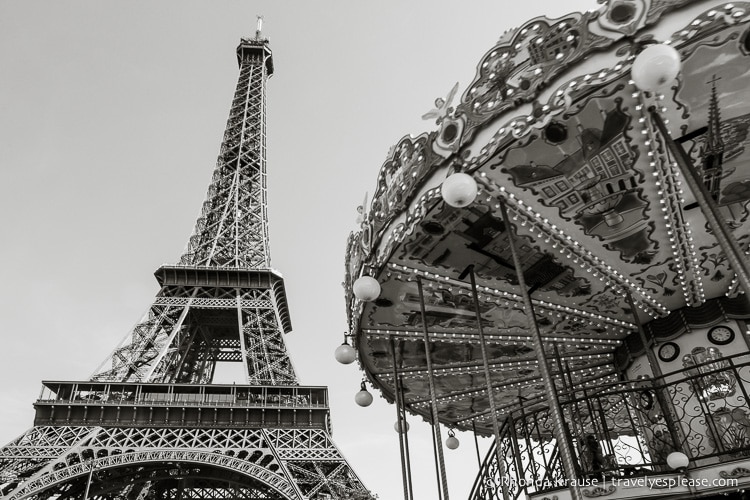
xmin=720 ymin=466 xmax=750 ymax=479
xmin=368 ymin=133 xmax=440 ymax=239
xmin=458 ymin=11 xmax=610 ymax=133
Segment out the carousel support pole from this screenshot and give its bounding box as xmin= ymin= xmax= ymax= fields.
xmin=416 ymin=277 xmax=450 ymax=500
xmin=554 ymin=342 xmax=584 ymax=449
xmin=507 ymin=413 xmax=527 ymax=496
xmin=430 ymin=405 xmax=445 ymax=500
xmin=554 ymin=345 xmax=584 ymax=458
xmin=625 ymin=291 xmax=686 ymax=457
xmin=499 ymin=200 xmax=582 ymax=500
xmin=564 ymin=360 xmax=576 ymax=397
xmin=462 ymin=264 xmax=511 ymax=500
xmin=625 ymin=291 xmax=662 ymax=378
xmin=553 ymin=343 xmax=570 ymax=397
xmin=400 ymin=375 xmax=416 ymax=500
xmin=564 ymin=361 xmax=585 ymax=478
xmin=399 ymin=374 xmax=416 ymax=500
xmin=650 ymin=109 xmax=750 ymax=297
xmin=564 ymin=360 xmax=584 ymax=440
xmin=472 ymin=421 xmax=483 ymax=470
xmin=390 ymin=338 xmax=413 ymax=500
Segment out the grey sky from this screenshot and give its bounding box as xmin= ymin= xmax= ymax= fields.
xmin=0 ymin=1 xmax=594 ymax=498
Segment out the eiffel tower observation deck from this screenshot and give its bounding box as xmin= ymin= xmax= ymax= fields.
xmin=0 ymin=20 xmax=373 ymax=500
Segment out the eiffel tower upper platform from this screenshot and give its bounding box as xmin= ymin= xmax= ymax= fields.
xmin=0 ymin=20 xmax=373 ymax=500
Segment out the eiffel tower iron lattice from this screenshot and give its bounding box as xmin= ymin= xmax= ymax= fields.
xmin=0 ymin=27 xmax=373 ymax=500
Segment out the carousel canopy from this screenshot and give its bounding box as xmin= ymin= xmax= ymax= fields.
xmin=344 ymin=0 xmax=750 ymax=435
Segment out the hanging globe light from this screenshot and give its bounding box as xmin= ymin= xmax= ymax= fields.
xmin=666 ymin=451 xmax=689 ymax=470
xmin=441 ymin=172 xmax=478 ymax=208
xmin=445 ymin=430 xmax=460 ymax=450
xmin=394 ymin=418 xmax=410 ymax=433
xmin=631 ymin=43 xmax=682 ymax=92
xmin=334 ymin=335 xmax=356 ymax=365
xmin=353 ymin=276 xmax=381 ymax=301
xmin=355 ymin=381 xmax=373 ymax=407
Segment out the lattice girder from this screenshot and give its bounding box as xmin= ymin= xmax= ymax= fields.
xmin=285 ymin=462 xmax=363 ymax=499
xmin=267 ymin=430 xmax=346 ymax=462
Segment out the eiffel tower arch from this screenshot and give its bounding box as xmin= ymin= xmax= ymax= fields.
xmin=0 ymin=25 xmax=372 ymax=500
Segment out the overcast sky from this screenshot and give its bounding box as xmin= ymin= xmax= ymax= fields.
xmin=0 ymin=1 xmax=594 ymax=498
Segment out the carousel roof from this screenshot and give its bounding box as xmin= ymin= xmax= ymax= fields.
xmin=344 ymin=0 xmax=750 ymax=435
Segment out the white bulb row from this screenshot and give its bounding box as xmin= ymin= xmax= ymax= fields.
xmin=635 ymin=87 xmax=705 ymax=307
xmin=410 ymin=377 xmax=545 ymax=410
xmin=379 ymin=352 xmax=613 ymax=382
xmin=362 ymin=328 xmax=622 ymax=346
xmin=452 ymin=371 xmax=620 ymax=425
xmin=388 ymin=262 xmax=633 ymax=334
xmin=408 ymin=364 xmax=616 ymax=409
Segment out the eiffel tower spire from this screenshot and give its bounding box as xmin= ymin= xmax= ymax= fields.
xmin=702 ymin=74 xmax=725 ymax=201
xmin=0 ymin=25 xmax=373 ymax=500
xmin=180 ymin=26 xmax=274 ymax=269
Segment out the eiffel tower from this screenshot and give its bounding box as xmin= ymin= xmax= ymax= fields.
xmin=0 ymin=21 xmax=372 ymax=500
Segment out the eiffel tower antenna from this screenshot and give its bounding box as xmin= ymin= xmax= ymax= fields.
xmin=0 ymin=33 xmax=372 ymax=500
xmin=256 ymin=15 xmax=264 ymax=39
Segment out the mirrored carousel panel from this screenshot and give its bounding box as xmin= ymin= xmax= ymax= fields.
xmin=343 ymin=1 xmax=750 ymax=478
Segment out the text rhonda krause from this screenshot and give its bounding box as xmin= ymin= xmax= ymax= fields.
xmin=499 ymin=476 xmax=739 ymax=489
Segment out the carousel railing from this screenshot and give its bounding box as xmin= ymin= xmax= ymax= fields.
xmin=469 ymin=352 xmax=750 ymax=500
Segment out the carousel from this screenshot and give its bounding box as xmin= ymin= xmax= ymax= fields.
xmin=340 ymin=0 xmax=750 ymax=499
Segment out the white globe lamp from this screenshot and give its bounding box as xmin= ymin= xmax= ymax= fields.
xmin=441 ymin=173 xmax=478 ymax=208
xmin=631 ymin=43 xmax=681 ymax=92
xmin=446 ymin=432 xmax=460 ymax=450
xmin=394 ymin=418 xmax=410 ymax=434
xmin=666 ymin=451 xmax=689 ymax=470
xmin=334 ymin=341 xmax=356 ymax=365
xmin=355 ymin=382 xmax=373 ymax=407
xmin=353 ymin=276 xmax=381 ymax=302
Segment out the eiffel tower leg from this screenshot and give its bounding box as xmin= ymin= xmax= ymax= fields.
xmin=0 ymin=426 xmax=100 ymax=495
xmin=267 ymin=429 xmax=372 ymax=499
xmin=144 ymin=294 xmax=196 ymax=382
xmin=238 ymin=288 xmax=297 ymax=385
xmin=91 ymin=301 xmax=192 ymax=383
